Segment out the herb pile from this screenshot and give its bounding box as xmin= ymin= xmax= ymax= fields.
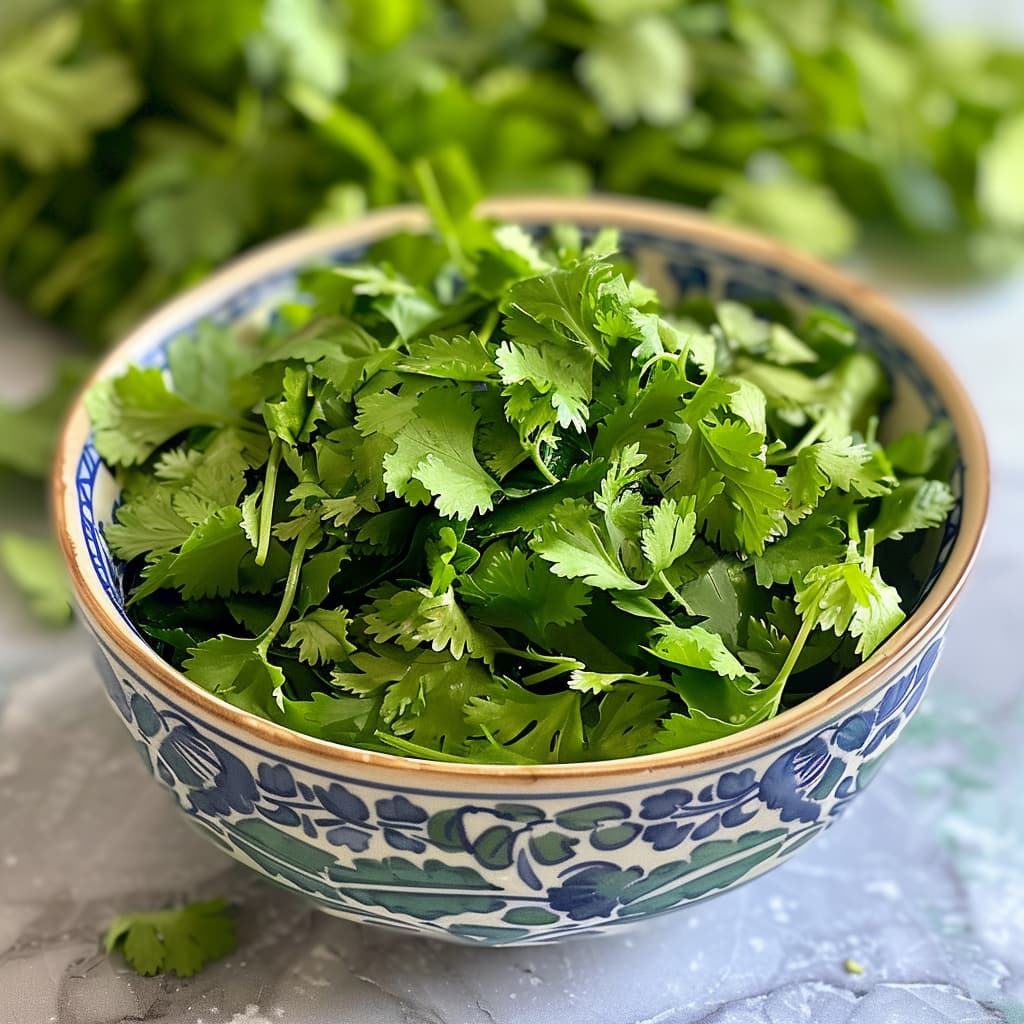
xmin=87 ymin=210 xmax=955 ymax=764
xmin=2 ymin=0 xmax=1023 ymax=363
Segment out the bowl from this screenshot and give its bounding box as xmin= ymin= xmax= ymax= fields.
xmin=54 ymin=197 xmax=988 ymax=946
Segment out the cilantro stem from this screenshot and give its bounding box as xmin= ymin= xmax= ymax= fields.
xmin=476 ymin=306 xmax=499 ymax=345
xmin=257 ymin=520 xmax=319 ymax=656
xmin=767 ymin=613 xmax=816 ymax=714
xmin=530 ymin=440 xmax=559 ymax=485
xmin=658 ymin=571 xmax=693 ymax=613
xmin=638 ymin=352 xmax=682 ymax=382
xmin=522 ymin=662 xmax=576 ymax=686
xmin=847 ymin=508 xmax=862 ymax=547
xmin=792 ymin=417 xmax=827 ymax=454
xmin=255 ymin=439 xmax=283 ymax=567
xmin=411 ymin=158 xmax=470 ymax=276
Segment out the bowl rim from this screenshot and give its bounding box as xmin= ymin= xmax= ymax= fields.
xmin=53 ymin=194 xmax=990 ymax=780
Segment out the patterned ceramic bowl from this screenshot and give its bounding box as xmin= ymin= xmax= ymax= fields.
xmin=54 ymin=197 xmax=988 ymax=946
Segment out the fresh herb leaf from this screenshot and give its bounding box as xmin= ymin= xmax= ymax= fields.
xmin=103 ymin=900 xmax=235 ymax=978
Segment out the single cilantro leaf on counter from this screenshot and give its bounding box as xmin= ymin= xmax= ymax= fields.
xmin=103 ymin=900 xmax=235 ymax=978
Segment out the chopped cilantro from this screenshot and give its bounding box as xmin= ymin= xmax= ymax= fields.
xmin=85 ymin=206 xmax=956 ymax=765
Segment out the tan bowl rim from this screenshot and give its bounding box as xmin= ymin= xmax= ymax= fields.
xmin=53 ymin=194 xmax=990 ymax=781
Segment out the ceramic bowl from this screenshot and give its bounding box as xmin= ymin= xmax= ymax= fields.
xmin=54 ymin=197 xmax=988 ymax=946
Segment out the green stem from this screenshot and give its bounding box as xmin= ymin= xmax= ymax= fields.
xmin=256 ymin=440 xmax=283 ymax=567
xmin=767 ymin=614 xmax=816 ymax=715
xmin=847 ymin=508 xmax=862 ymax=548
xmin=411 ymin=158 xmax=470 ymax=276
xmin=257 ymin=520 xmax=319 ymax=656
xmin=658 ymin=571 xmax=693 ymax=613
xmin=791 ymin=417 xmax=827 ymax=455
xmin=476 ymin=306 xmax=499 ymax=345
xmin=530 ymin=440 xmax=559 ymax=485
xmin=522 ymin=661 xmax=580 ymax=687
xmin=639 ymin=352 xmax=682 ymax=381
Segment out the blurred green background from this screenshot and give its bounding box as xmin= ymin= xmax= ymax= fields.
xmin=0 ymin=0 xmax=1022 ymax=622
xmin=2 ymin=0 xmax=1023 ymax=351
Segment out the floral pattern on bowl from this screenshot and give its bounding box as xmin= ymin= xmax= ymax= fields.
xmin=56 ymin=197 xmax=987 ymax=945
xmin=92 ymin=634 xmax=940 ymax=944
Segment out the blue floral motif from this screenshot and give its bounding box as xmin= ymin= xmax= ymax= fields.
xmin=758 ymin=734 xmax=834 ymax=823
xmin=157 ymin=722 xmax=259 ymax=817
xmin=548 ymin=863 xmax=644 ymax=921
xmin=638 ymin=769 xmax=760 ymax=849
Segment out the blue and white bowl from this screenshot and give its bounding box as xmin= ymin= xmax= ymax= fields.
xmin=54 ymin=197 xmax=988 ymax=946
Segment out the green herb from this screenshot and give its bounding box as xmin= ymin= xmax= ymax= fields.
xmin=0 ymin=0 xmax=1022 ymax=381
xmin=0 ymin=533 xmax=72 ymax=626
xmin=86 ymin=206 xmax=956 ymax=764
xmin=103 ymin=900 xmax=236 ymax=977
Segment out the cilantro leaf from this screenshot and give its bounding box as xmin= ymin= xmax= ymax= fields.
xmin=103 ymin=900 xmax=235 ymax=978
xmin=466 ymin=680 xmax=584 ymax=764
xmin=395 ymin=333 xmax=499 ymax=382
xmin=531 ymin=499 xmax=644 ymax=591
xmin=85 ymin=367 xmax=230 ymax=466
xmin=0 ymin=11 xmax=139 ymax=172
xmin=285 ymin=608 xmax=355 ymax=665
xmin=795 ymin=538 xmax=905 ymax=657
xmin=641 ymin=497 xmax=697 ymax=574
xmin=871 ymin=478 xmax=956 ymax=543
xmin=784 ymin=438 xmax=891 ymax=522
xmin=383 ymin=386 xmax=500 ymax=520
xmin=461 ymin=546 xmax=590 ymax=646
xmin=646 ymin=624 xmax=748 ymax=680
xmin=667 ymin=416 xmax=787 ymax=555
xmin=182 ymin=635 xmax=287 ymax=714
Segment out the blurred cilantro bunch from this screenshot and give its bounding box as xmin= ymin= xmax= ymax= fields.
xmin=1 ymin=0 xmax=1023 ymax=356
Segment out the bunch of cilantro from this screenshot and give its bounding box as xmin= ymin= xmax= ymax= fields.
xmin=86 ymin=206 xmax=956 ymax=764
xmin=2 ymin=0 xmax=1023 ymax=364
